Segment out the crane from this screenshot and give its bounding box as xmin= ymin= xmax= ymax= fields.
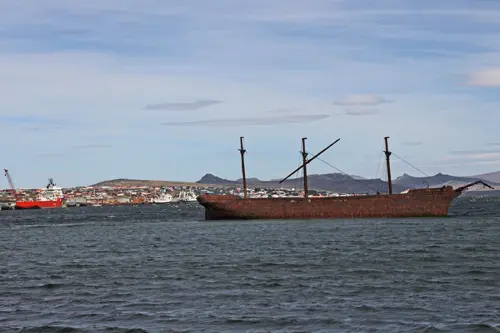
xmin=4 ymin=169 xmax=19 ymax=199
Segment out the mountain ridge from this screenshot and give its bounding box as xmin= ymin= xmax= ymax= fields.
xmin=91 ymin=178 xmax=204 ymax=187
xmin=90 ymin=171 xmax=500 ymax=194
xmin=472 ymin=171 xmax=500 ymax=183
xmin=196 ymin=171 xmax=500 ymax=193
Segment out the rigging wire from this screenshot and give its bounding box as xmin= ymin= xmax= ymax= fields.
xmin=391 ymin=152 xmax=430 ymax=177
xmin=306 ymin=151 xmax=380 ymax=194
xmin=294 ymin=147 xmax=302 ymax=191
xmin=374 ymin=151 xmax=385 ymax=193
xmin=374 ymin=150 xmax=384 ymax=179
xmin=296 ymin=145 xmax=429 ymax=195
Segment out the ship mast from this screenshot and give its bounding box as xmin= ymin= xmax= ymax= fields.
xmin=239 ymin=136 xmax=248 ymax=199
xmin=280 ymin=138 xmax=340 ymax=194
xmin=301 ymin=137 xmax=309 ymax=199
xmin=384 ymin=136 xmax=393 ymax=195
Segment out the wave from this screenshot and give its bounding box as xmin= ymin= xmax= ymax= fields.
xmin=11 ymin=326 xmax=151 ymax=333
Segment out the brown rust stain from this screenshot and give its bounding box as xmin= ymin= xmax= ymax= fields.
xmin=197 ymin=186 xmax=460 ymax=220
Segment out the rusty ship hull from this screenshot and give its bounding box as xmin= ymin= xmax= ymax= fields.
xmin=197 ymin=136 xmax=492 ymax=221
xmin=197 ymin=186 xmax=462 ymax=220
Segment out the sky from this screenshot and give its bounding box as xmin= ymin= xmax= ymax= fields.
xmin=2 ymin=0 xmax=500 ymax=188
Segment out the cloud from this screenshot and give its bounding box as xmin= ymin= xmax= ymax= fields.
xmin=0 ymin=115 xmax=53 ymax=124
xmin=467 ymin=68 xmax=500 ymax=87
xmin=144 ymin=99 xmax=222 ymax=111
xmin=425 ymin=159 xmax=500 ymax=168
xmin=451 ymin=148 xmax=500 ymax=156
xmin=344 ymin=108 xmax=379 ymax=116
xmin=36 ymin=153 xmax=67 ymax=158
xmin=267 ymin=108 xmax=303 ymax=114
xmin=0 ymin=115 xmax=66 ymax=137
xmin=402 ymin=141 xmax=423 ymax=146
xmin=72 ymin=144 xmax=113 ymax=149
xmin=163 ymin=114 xmax=331 ymax=127
xmin=1 ymin=0 xmax=500 ymax=185
xmin=444 ymin=149 xmax=500 ymax=164
xmin=28 ymin=124 xmax=65 ymax=132
xmin=463 ymin=152 xmax=500 ymax=160
xmin=334 ymin=94 xmax=391 ymax=106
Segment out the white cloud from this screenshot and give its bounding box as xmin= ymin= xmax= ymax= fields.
xmin=449 ymin=150 xmax=500 ymax=160
xmin=402 ymin=141 xmax=423 ymax=147
xmin=0 ymin=51 xmax=343 ymax=149
xmin=0 ymin=52 xmax=297 ymax=118
xmin=334 ymin=94 xmax=391 ymax=106
xmin=0 ymin=0 xmax=500 ymax=186
xmin=163 ymin=114 xmax=331 ymax=126
xmin=144 ymin=100 xmax=222 ymax=111
xmin=467 ymin=68 xmax=500 ymax=87
xmin=436 ymin=150 xmax=500 ymax=172
xmin=344 ymin=108 xmax=380 ymax=116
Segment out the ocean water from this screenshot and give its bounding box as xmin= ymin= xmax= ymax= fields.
xmin=0 ymin=196 xmax=499 ymax=333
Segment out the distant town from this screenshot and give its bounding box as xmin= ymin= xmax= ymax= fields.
xmin=0 ymin=182 xmax=339 ymax=210
xmin=1 ymin=170 xmax=499 ymax=210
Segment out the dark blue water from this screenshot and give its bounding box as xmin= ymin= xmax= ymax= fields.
xmin=0 ymin=196 xmax=499 ymax=333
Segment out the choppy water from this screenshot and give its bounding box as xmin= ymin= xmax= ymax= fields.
xmin=1 ymin=196 xmax=499 ymax=333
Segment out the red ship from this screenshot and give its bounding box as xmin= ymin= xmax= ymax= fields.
xmin=196 ymin=136 xmax=492 ymax=220
xmin=4 ymin=169 xmax=65 ymax=209
xmin=15 ymin=197 xmax=64 ymax=209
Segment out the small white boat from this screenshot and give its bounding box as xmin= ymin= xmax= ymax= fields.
xmin=150 ymin=192 xmax=174 ymax=204
xmin=176 ymin=190 xmax=197 ymax=202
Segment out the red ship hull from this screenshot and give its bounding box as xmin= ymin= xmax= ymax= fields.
xmin=16 ymin=198 xmax=64 ymax=209
xmin=197 ymin=186 xmax=462 ymax=220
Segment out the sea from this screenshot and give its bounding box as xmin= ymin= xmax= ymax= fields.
xmin=0 ymin=196 xmax=499 ymax=333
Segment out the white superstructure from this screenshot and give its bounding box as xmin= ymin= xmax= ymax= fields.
xmin=37 ymin=178 xmax=64 ymax=201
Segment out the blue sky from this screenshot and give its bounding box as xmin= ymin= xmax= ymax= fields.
xmin=1 ymin=0 xmax=500 ymax=188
